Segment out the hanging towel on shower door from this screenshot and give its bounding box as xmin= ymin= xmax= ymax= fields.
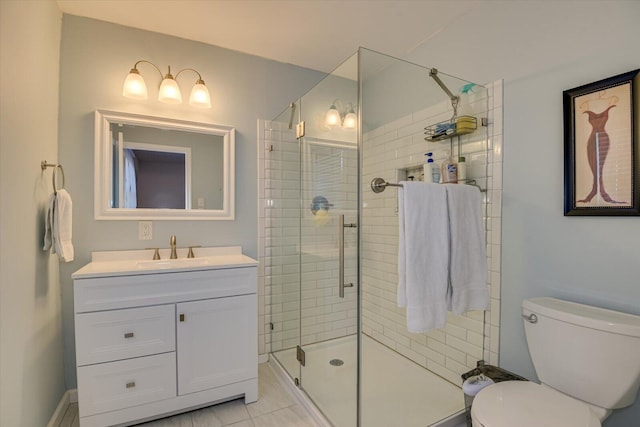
xmin=444 ymin=184 xmax=488 ymax=314
xmin=398 ymin=181 xmax=449 ymax=333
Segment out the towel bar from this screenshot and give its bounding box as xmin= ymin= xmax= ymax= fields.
xmin=371 ymin=177 xmax=485 ymax=193
xmin=41 ymin=160 xmax=65 ymax=194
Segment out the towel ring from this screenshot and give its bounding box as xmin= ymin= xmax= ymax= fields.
xmin=41 ymin=160 xmax=65 ymax=194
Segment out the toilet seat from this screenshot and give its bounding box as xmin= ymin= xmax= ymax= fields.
xmin=471 ymin=381 xmax=601 ymax=427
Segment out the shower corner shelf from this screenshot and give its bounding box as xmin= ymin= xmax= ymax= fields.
xmin=424 ymin=115 xmax=477 ymax=142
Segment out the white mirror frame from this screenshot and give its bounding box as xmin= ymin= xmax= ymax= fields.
xmin=94 ymin=110 xmax=235 ymax=220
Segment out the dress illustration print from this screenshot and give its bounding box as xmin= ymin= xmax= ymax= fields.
xmin=578 ymin=105 xmax=624 ymax=204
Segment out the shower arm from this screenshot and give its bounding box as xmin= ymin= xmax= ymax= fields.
xmin=429 ymin=68 xmax=459 ymax=120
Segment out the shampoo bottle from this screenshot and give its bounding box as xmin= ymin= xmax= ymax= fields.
xmin=423 ymin=152 xmax=440 ymax=184
xmin=423 ymin=153 xmax=433 ymax=183
xmin=430 ymin=159 xmax=441 ymax=184
xmin=441 ymin=153 xmax=458 ymax=183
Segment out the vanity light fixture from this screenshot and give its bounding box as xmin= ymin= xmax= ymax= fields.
xmin=324 ymin=100 xmax=357 ymax=130
xmin=122 ymin=60 xmax=211 ymax=108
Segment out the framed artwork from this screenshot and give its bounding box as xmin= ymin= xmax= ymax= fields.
xmin=563 ymin=69 xmax=640 ymax=216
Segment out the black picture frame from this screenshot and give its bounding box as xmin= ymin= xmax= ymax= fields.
xmin=563 ymin=69 xmax=640 ymax=216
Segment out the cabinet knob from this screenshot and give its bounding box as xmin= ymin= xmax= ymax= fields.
xmin=126 ymin=381 xmax=136 ymax=389
xmin=179 ymin=314 xmax=185 ymax=322
xmin=124 ymin=332 xmax=134 ymax=339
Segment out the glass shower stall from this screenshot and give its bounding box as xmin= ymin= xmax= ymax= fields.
xmin=260 ymin=48 xmax=493 ymax=426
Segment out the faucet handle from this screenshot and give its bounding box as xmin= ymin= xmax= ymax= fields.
xmin=145 ymin=248 xmax=161 ymax=260
xmin=187 ymin=245 xmax=201 ymax=258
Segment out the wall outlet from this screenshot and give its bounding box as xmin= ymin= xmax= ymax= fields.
xmin=139 ymin=221 xmax=153 ymax=240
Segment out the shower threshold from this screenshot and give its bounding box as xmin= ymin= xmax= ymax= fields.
xmin=271 ymin=335 xmax=465 ymax=427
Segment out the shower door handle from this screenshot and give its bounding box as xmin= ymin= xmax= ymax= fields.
xmin=339 ymin=214 xmax=356 ymax=298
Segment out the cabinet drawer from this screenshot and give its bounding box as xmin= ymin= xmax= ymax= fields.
xmin=77 ymin=352 xmax=176 ymax=418
xmin=75 ymin=267 xmax=257 ymax=312
xmin=76 ymin=305 xmax=175 ymax=366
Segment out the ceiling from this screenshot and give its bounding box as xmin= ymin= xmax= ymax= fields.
xmin=56 ymin=0 xmax=481 ymax=73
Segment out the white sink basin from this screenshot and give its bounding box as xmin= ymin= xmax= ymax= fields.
xmin=136 ymin=257 xmax=211 ymax=270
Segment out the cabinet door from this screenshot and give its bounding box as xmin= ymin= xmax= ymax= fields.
xmin=177 ymin=294 xmax=257 ymax=395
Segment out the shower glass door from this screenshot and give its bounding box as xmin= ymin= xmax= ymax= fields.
xmin=266 ymin=104 xmax=301 ymax=384
xmin=296 ymin=53 xmax=359 ymax=426
xmin=268 ymin=47 xmax=492 ymax=427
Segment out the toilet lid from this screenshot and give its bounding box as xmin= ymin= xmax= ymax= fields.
xmin=471 ymin=381 xmax=601 ymax=427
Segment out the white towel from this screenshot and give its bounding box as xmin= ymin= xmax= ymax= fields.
xmin=43 ymin=189 xmax=74 ymax=262
xmin=43 ymin=193 xmax=55 ymax=252
xmin=444 ymin=184 xmax=488 ymax=314
xmin=398 ymin=182 xmax=449 ymax=333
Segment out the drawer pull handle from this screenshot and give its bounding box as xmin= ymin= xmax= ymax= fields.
xmin=126 ymin=381 xmax=136 ymax=388
xmin=124 ymin=332 xmax=134 ymax=338
xmin=179 ymin=314 xmax=185 ymax=322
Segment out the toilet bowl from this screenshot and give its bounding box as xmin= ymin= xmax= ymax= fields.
xmin=470 ymin=297 xmax=640 ymax=427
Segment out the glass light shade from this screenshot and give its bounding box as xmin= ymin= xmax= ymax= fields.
xmin=158 ymin=76 xmax=182 ymax=104
xmin=325 ymin=105 xmax=341 ymax=128
xmin=342 ymin=111 xmax=357 ymax=129
xmin=122 ymin=70 xmax=148 ymax=99
xmin=189 ymin=81 xmax=211 ymax=108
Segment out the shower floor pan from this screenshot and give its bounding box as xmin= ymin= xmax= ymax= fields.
xmin=272 ymin=334 xmax=464 ymax=427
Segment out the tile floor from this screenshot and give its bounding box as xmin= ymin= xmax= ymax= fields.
xmin=58 ymin=362 xmax=319 ymax=427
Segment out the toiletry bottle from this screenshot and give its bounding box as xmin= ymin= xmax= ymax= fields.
xmin=423 ymin=153 xmax=433 ymax=183
xmin=458 ymin=83 xmax=478 ymax=117
xmin=430 ymin=158 xmax=440 ymax=184
xmin=441 ymin=153 xmax=458 ymax=183
xmin=458 ymin=156 xmax=467 ymax=182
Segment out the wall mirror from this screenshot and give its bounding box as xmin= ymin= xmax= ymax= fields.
xmin=95 ymin=110 xmax=235 ymax=220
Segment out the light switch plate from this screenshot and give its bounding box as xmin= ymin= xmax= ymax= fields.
xmin=139 ymin=221 xmax=152 ymax=240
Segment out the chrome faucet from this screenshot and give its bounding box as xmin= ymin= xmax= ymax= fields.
xmin=170 ymin=235 xmax=178 ymax=259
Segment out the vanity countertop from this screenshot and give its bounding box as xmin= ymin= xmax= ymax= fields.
xmin=72 ymin=246 xmax=257 ymax=279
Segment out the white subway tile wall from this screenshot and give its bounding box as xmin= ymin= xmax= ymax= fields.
xmin=361 ymin=80 xmax=503 ymax=384
xmin=257 ymin=79 xmax=503 ymax=385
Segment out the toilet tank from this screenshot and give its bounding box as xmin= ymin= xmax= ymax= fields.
xmin=523 ymin=297 xmax=640 ymax=410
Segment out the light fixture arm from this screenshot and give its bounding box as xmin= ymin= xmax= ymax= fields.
xmin=130 ymin=60 xmax=164 ymax=80
xmin=175 ymin=68 xmax=205 ymax=84
xmin=330 ymin=99 xmax=343 ymax=110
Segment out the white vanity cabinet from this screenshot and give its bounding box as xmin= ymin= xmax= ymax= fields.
xmin=72 ymin=247 xmax=258 ymax=427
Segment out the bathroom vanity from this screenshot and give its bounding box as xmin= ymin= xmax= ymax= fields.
xmin=72 ymin=246 xmax=258 ymax=427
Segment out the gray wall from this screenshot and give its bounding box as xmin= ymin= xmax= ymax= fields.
xmin=58 ymin=15 xmax=325 ymax=388
xmin=406 ymin=1 xmax=640 ymax=425
xmin=0 ymin=1 xmax=66 ymax=426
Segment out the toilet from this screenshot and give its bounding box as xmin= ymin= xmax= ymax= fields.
xmin=471 ymin=297 xmax=640 ymax=427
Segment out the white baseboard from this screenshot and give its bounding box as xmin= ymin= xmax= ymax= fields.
xmin=47 ymin=390 xmax=71 ymax=427
xmin=47 ymin=389 xmax=78 ymax=427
